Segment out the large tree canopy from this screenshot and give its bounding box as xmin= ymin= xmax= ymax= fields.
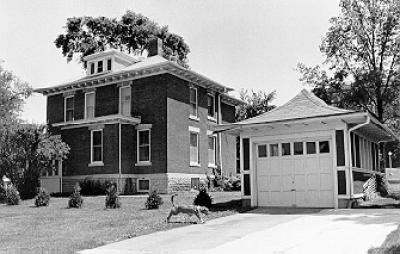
xmin=55 ymin=11 xmax=190 ymax=68
xmin=235 ymin=89 xmax=276 ymax=121
xmin=298 ymin=0 xmax=400 ymax=124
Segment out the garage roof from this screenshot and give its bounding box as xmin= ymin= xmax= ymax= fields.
xmin=239 ymin=89 xmax=353 ymax=125
xmin=215 ymin=89 xmax=397 ymax=142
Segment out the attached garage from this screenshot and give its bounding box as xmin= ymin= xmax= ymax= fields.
xmin=216 ymin=90 xmax=397 ymax=208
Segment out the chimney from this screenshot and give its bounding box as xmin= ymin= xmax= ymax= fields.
xmin=147 ymin=37 xmax=163 ymax=57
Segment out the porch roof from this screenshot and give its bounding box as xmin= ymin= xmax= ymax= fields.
xmin=52 ymin=114 xmax=141 ymax=130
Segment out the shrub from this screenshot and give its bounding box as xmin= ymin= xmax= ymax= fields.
xmin=34 ymin=187 xmax=50 ymax=207
xmin=145 ymin=190 xmax=163 ymax=209
xmin=68 ymin=183 xmax=83 ymax=208
xmin=5 ymin=185 xmax=20 ymax=205
xmin=222 ymin=176 xmax=241 ymax=191
xmin=193 ymin=188 xmax=212 ymax=208
xmin=105 ymin=182 xmax=121 ymax=209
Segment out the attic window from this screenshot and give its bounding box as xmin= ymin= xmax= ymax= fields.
xmin=90 ymin=63 xmax=95 ymax=75
xmin=97 ymin=61 xmax=103 ymax=73
xmin=107 ymin=58 xmax=112 ymax=71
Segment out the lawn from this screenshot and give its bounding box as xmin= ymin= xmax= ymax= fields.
xmin=0 ymin=191 xmax=242 ymax=253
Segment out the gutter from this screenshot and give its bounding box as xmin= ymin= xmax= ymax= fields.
xmin=347 ymin=115 xmax=370 ymax=199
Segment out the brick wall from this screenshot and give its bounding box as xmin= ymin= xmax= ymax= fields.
xmin=47 ymin=94 xmax=64 ymax=124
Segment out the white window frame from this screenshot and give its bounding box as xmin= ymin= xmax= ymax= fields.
xmin=106 ymin=58 xmax=112 ymax=71
xmin=97 ymin=60 xmax=104 ymax=73
xmin=64 ymin=95 xmax=74 ymax=122
xmin=90 ymin=62 xmax=95 ymax=75
xmin=137 ymin=178 xmax=150 ymax=192
xmin=208 ymin=134 xmax=217 ymax=168
xmin=119 ymin=85 xmax=131 ymax=116
xmin=189 ymin=126 xmax=200 ymax=167
xmin=189 ymin=86 xmax=198 ymax=121
xmin=207 ymin=93 xmax=216 ymax=121
xmin=89 ymin=129 xmax=104 ymax=166
xmin=136 ymin=129 xmax=151 ymax=166
xmin=84 ymin=92 xmax=95 ymax=119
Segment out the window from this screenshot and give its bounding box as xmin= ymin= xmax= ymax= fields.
xmin=306 ymin=142 xmax=316 ymax=154
xmin=319 ymin=141 xmax=330 ymax=153
xmin=85 ymin=92 xmax=95 ymax=119
xmin=64 ymin=96 xmax=74 ymax=121
xmin=137 ymin=130 xmax=151 ymax=163
xmin=189 ymin=87 xmax=198 ymax=118
xmin=97 ymin=60 xmax=103 ymax=73
xmin=207 ymin=94 xmax=215 ymax=118
xmin=190 ymin=132 xmax=199 ymax=165
xmin=91 ymin=130 xmax=103 ymax=163
xmin=208 ymin=136 xmax=216 ymax=167
xmin=270 ymin=144 xmax=279 ymax=157
xmin=281 ymin=143 xmax=291 ymax=156
xmin=120 ymin=86 xmax=131 ymax=116
xmin=138 ymin=179 xmax=150 ymax=192
xmin=191 ymin=178 xmax=200 ymax=190
xmin=107 ymin=58 xmax=112 ymax=71
xmin=90 ymin=63 xmax=95 ymax=75
xmin=294 ymin=142 xmax=304 ymax=155
xmin=258 ymin=145 xmax=267 ymax=158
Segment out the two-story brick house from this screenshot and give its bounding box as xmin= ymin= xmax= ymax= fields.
xmin=36 ymin=39 xmax=243 ymax=193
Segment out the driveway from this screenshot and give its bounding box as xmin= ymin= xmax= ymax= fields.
xmin=79 ymin=208 xmax=400 ymax=254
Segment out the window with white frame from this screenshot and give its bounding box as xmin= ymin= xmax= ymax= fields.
xmin=64 ymin=96 xmax=74 ymax=122
xmin=189 ymin=87 xmax=198 ymax=118
xmin=207 ymin=94 xmax=215 ymax=119
xmin=137 ymin=129 xmax=151 ymax=163
xmin=97 ymin=60 xmax=103 ymax=73
xmin=85 ymin=92 xmax=95 ymax=119
xmin=90 ymin=62 xmax=95 ymax=75
xmin=91 ymin=130 xmax=103 ymax=163
xmin=120 ymin=86 xmax=131 ymax=116
xmin=190 ymin=130 xmax=199 ymax=165
xmin=208 ymin=135 xmax=216 ymax=167
xmin=107 ymin=58 xmax=112 ymax=71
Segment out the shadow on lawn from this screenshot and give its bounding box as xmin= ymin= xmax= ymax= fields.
xmin=210 ymin=199 xmax=247 ymax=213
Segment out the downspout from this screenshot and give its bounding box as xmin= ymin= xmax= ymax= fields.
xmin=218 ymin=93 xmax=223 ymax=177
xmin=118 ymin=122 xmax=122 ymax=191
xmin=347 ymin=115 xmax=370 ymax=199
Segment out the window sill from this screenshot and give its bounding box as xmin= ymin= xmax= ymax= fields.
xmin=88 ymin=162 xmax=104 ymax=167
xmin=190 ymin=162 xmax=201 ymax=167
xmin=189 ymin=115 xmax=200 ymax=122
xmin=208 ymin=163 xmax=217 ymax=168
xmin=135 ymin=161 xmax=152 ymax=167
xmin=207 ymin=116 xmax=217 ymax=122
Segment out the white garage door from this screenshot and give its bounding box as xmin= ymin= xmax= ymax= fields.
xmin=256 ymin=138 xmax=334 ymax=208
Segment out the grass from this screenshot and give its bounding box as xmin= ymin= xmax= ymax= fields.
xmin=0 ymin=191 xmax=241 ymax=253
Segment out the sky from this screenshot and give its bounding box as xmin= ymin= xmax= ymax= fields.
xmin=0 ymin=0 xmax=340 ymax=124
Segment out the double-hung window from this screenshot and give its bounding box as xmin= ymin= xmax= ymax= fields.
xmin=208 ymin=135 xmax=216 ymax=167
xmin=189 ymin=127 xmax=200 ymax=166
xmin=137 ymin=129 xmax=151 ymax=164
xmin=189 ymin=87 xmax=198 ymax=119
xmin=90 ymin=63 xmax=95 ymax=75
xmin=97 ymin=60 xmax=103 ymax=73
xmin=207 ymin=94 xmax=216 ymax=120
xmin=64 ymin=96 xmax=74 ymax=122
xmin=107 ymin=58 xmax=112 ymax=71
xmin=91 ymin=130 xmax=103 ymax=164
xmin=119 ymin=86 xmax=131 ymax=116
xmin=85 ymin=92 xmax=95 ymax=119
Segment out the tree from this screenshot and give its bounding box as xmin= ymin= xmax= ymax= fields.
xmin=54 ymin=11 xmax=190 ymax=68
xmin=298 ymin=0 xmax=400 ymax=124
xmin=0 ymin=62 xmax=70 ymax=198
xmin=235 ymin=89 xmax=276 ymax=121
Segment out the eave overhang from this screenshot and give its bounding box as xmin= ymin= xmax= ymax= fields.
xmin=35 ymin=60 xmax=234 ymax=96
xmin=52 ymin=114 xmax=141 ymax=130
xmin=214 ymin=112 xmax=398 ymax=143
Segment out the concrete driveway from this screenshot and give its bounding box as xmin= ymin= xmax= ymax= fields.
xmin=79 ymin=208 xmax=400 ymax=254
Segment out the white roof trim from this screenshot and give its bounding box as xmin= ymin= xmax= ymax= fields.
xmin=53 ymin=114 xmax=141 ymax=129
